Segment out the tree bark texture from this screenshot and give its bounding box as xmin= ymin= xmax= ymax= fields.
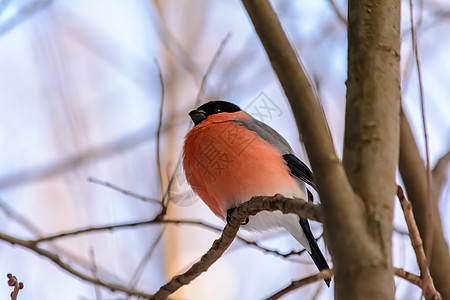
xmin=242 ymin=0 xmax=401 ymax=299
xmin=343 ymin=0 xmax=401 ymax=298
xmin=399 ymin=111 xmax=450 ymax=299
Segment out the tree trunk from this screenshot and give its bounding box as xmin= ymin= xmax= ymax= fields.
xmin=341 ymin=1 xmax=401 ymax=298
xmin=242 ymin=0 xmax=401 ymax=299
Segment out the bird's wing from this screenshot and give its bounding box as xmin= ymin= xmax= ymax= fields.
xmin=233 ymin=116 xmax=316 ymax=189
xmin=282 ymin=153 xmax=316 ymax=190
xmin=232 ymin=117 xmax=293 ymax=155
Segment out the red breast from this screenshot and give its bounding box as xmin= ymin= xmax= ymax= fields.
xmin=183 ymin=111 xmax=299 ymax=218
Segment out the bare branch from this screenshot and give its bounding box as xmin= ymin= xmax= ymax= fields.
xmin=240 ymin=0 xmax=355 ymax=258
xmin=241 ymin=1 xmax=401 ymax=298
xmin=397 ymin=186 xmax=441 ymax=300
xmin=31 ymin=216 xmax=309 ymax=261
xmin=7 ymin=273 xmax=24 ymax=300
xmin=155 ymin=59 xmax=166 ymax=197
xmin=265 ymin=269 xmax=333 ymax=300
xmin=33 ymin=219 xmax=217 ymax=244
xmin=0 ymin=194 xmax=318 ymax=299
xmin=394 ymin=267 xmax=422 ymax=287
xmin=2 ymin=195 xmax=317 ymax=300
xmin=0 ymin=199 xmax=126 ymax=285
xmin=88 ymin=177 xmax=161 ymax=205
xmin=409 ymin=0 xmax=433 ymax=264
xmin=1 ymin=233 xmax=152 ymax=298
xmin=151 ymin=194 xmax=321 ymax=299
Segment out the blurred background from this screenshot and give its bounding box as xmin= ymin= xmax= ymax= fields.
xmin=0 ymin=0 xmax=449 ymax=299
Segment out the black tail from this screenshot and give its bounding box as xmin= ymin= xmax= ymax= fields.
xmin=299 ymin=218 xmax=331 ymax=287
xmin=299 ymin=189 xmax=331 ymax=287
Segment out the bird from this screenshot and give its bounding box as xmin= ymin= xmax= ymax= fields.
xmin=182 ymin=100 xmax=330 ymax=286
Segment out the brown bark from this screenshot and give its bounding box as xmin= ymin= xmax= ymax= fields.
xmin=242 ymin=0 xmax=401 ymax=299
xmin=397 ymin=187 xmax=441 ymax=299
xmin=399 ymin=111 xmax=450 ymax=299
xmin=343 ymin=1 xmax=401 ymax=298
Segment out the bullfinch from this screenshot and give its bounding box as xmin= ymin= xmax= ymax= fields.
xmin=182 ymin=100 xmax=330 ymax=286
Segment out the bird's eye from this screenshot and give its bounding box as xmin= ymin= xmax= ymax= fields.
xmin=215 ymin=107 xmax=222 ymax=113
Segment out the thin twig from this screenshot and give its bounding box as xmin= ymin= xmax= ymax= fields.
xmin=265 ymin=269 xmax=333 ymax=300
xmin=88 ymin=177 xmax=161 ymax=205
xmin=7 ymin=273 xmax=24 ymax=300
xmin=394 ymin=227 xmax=410 ymax=236
xmin=194 ymin=33 xmax=231 ymax=107
xmin=409 ymin=0 xmax=433 ymax=263
xmin=397 ymin=186 xmax=441 ymax=300
xmin=394 ymin=267 xmax=422 ymax=287
xmin=155 ymin=59 xmax=165 ymax=197
xmin=33 ymin=219 xmax=218 ymax=243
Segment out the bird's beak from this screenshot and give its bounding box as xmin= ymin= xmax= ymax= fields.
xmin=189 ymin=109 xmax=207 ymax=126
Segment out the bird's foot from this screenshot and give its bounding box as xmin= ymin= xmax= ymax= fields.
xmin=226 ymin=207 xmax=249 ymax=226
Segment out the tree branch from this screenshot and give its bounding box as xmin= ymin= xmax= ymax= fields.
xmin=0 ymin=232 xmax=153 ymax=298
xmin=155 ymin=58 xmax=166 ymax=197
xmin=399 ymin=111 xmax=450 ymax=298
xmin=7 ymin=273 xmax=24 ymax=300
xmin=265 ymin=269 xmax=333 ymax=300
xmin=151 ymin=194 xmax=320 ymax=299
xmin=240 ymin=0 xmax=352 ymax=212
xmin=341 ymin=0 xmax=401 ymax=298
xmin=32 ymin=217 xmax=312 ymax=260
xmin=409 ymin=0 xmax=434 ymax=265
xmin=239 ymin=5 xmax=360 ymax=295
xmin=88 ymin=177 xmax=161 ymax=204
xmin=241 ymin=1 xmax=401 ymax=298
xmin=0 ymin=195 xmax=319 ymax=299
xmin=394 ymin=267 xmax=422 ymax=287
xmin=397 ymin=186 xmax=441 ymax=300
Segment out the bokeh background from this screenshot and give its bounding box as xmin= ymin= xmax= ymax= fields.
xmin=0 ymin=0 xmax=449 ymax=299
